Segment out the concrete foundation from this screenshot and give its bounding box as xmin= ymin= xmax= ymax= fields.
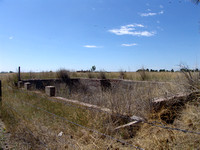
xmin=45 ymin=86 xmax=55 ymax=97
xmin=18 ymin=81 xmax=24 ymax=88
xmin=24 ymin=82 xmax=31 ymax=90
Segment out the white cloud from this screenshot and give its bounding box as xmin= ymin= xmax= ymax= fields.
xmin=147 ymin=9 xmax=151 ymax=11
xmin=156 ymin=20 xmax=160 ymax=24
xmin=121 ymin=43 xmax=137 ymax=47
xmin=9 ymin=36 xmax=14 ymax=40
xmin=140 ymin=10 xmax=164 ymax=17
xmin=108 ymin=24 xmax=155 ymax=37
xmin=83 ymin=45 xmax=97 ymax=48
xmin=140 ymin=12 xmax=157 ymax=17
xmin=83 ymin=45 xmax=103 ymax=48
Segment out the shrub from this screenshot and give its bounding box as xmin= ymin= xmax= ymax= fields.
xmin=98 ymin=71 xmax=106 ymax=79
xmin=87 ymin=72 xmax=94 ymax=78
xmin=180 ymin=66 xmax=200 ymax=91
xmin=119 ymin=70 xmax=126 ymax=79
xmin=138 ymin=68 xmax=149 ymax=81
xmin=56 ymin=69 xmax=71 ymax=83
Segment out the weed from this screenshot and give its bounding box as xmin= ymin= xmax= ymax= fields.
xmin=138 ymin=68 xmax=149 ymax=81
xmin=56 ymin=69 xmax=71 ymax=82
xmin=98 ymin=71 xmax=107 ymax=79
xmin=119 ymin=70 xmax=127 ymax=79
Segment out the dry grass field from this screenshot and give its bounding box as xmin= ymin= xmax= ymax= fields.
xmin=15 ymin=71 xmax=185 ymax=82
xmin=0 ymin=71 xmax=200 ymax=149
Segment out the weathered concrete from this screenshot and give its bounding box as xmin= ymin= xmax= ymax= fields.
xmin=152 ymin=92 xmax=196 ymax=111
xmin=19 ymin=78 xmax=172 ymax=94
xmin=45 ymin=86 xmax=55 ymax=97
xmin=24 ymin=82 xmax=31 ymax=90
xmin=18 ymin=81 xmax=23 ymax=88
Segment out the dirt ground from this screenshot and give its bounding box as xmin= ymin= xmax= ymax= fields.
xmin=0 ymin=118 xmax=14 ymax=150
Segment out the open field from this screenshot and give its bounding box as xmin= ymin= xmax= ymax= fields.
xmin=7 ymin=71 xmax=187 ymax=82
xmin=0 ymin=71 xmax=200 ymax=149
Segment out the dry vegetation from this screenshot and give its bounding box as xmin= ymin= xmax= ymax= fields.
xmin=14 ymin=70 xmax=186 ymax=82
xmin=0 ymin=70 xmax=200 ymax=149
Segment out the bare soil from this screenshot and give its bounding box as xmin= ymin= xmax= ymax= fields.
xmin=0 ymin=118 xmax=15 ymax=150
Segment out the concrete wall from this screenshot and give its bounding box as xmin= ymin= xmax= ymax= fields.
xmin=19 ymin=78 xmax=172 ymax=96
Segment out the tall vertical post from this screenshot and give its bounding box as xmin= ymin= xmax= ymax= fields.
xmin=0 ymin=80 xmax=2 ymax=102
xmin=18 ymin=66 xmax=21 ymax=81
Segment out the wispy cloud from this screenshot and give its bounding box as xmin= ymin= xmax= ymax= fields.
xmin=83 ymin=45 xmax=97 ymax=48
xmin=157 ymin=26 xmax=164 ymax=31
xmin=108 ymin=24 xmax=155 ymax=37
xmin=159 ymin=10 xmax=164 ymax=14
xmin=83 ymin=45 xmax=103 ymax=48
xmin=9 ymin=36 xmax=14 ymax=40
xmin=160 ymin=5 xmax=164 ymax=8
xmin=140 ymin=12 xmax=157 ymax=17
xmin=121 ymin=43 xmax=137 ymax=47
xmin=140 ymin=10 xmax=164 ymax=17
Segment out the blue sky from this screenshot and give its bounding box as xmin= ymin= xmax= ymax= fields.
xmin=0 ymin=0 xmax=200 ymax=72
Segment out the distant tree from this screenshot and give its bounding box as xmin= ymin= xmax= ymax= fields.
xmin=91 ymin=65 xmax=96 ymax=72
xmin=171 ymin=69 xmax=174 ymax=72
xmin=159 ymin=69 xmax=166 ymax=72
xmin=150 ymin=69 xmax=158 ymax=72
xmin=180 ymin=68 xmax=189 ymax=72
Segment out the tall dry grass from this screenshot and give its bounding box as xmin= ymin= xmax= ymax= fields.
xmin=0 ymin=71 xmax=200 ymax=149
xmin=0 ymin=74 xmax=139 ymax=149
xmin=14 ymin=70 xmax=186 ymax=82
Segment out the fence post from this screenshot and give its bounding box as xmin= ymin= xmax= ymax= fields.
xmin=0 ymin=80 xmax=2 ymax=113
xmin=18 ymin=66 xmax=21 ymax=81
xmin=0 ymin=80 xmax=1 ymax=102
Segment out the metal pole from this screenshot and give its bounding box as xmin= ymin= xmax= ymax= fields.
xmin=18 ymin=66 xmax=21 ymax=81
xmin=0 ymin=80 xmax=2 ymax=102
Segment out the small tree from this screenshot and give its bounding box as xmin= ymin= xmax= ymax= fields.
xmin=91 ymin=65 xmax=96 ymax=72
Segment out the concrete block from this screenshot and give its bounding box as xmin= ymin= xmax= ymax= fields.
xmin=45 ymin=86 xmax=55 ymax=97
xmin=18 ymin=81 xmax=23 ymax=88
xmin=24 ymin=82 xmax=31 ymax=90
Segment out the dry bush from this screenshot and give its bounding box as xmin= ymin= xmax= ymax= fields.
xmin=64 ymin=81 xmax=183 ymax=120
xmin=1 ymin=78 xmax=135 ymax=149
xmin=87 ymin=72 xmax=95 ymax=78
xmin=138 ymin=69 xmax=149 ymax=81
xmin=135 ymin=100 xmax=200 ymax=150
xmin=119 ymin=70 xmax=126 ymax=79
xmin=181 ymin=69 xmax=200 ymax=91
xmin=98 ymin=71 xmax=107 ymax=79
xmin=57 ymin=69 xmax=71 ymax=83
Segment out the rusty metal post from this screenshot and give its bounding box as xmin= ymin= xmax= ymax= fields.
xmin=18 ymin=66 xmax=21 ymax=81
